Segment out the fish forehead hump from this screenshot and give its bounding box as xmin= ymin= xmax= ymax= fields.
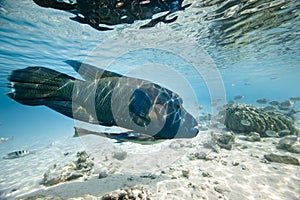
xmin=137 ymin=82 xmax=183 ymax=104
xmin=68 ymin=60 xmax=184 ymax=110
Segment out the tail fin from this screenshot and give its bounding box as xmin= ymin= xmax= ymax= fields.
xmin=7 ymin=67 xmax=75 ymax=106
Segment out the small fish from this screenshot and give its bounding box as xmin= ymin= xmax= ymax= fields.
xmin=265 ymin=130 xmax=278 ymax=137
xmin=278 ymin=129 xmax=291 ymax=137
xmin=290 ymin=96 xmax=300 ymax=101
xmin=256 ymin=98 xmax=269 ymax=104
xmin=139 ymin=0 xmax=151 ymax=5
xmin=3 ymin=150 xmax=30 ymax=159
xmin=269 ymin=101 xmax=279 ymax=106
xmin=234 ymin=95 xmax=244 ymax=100
xmin=240 ymin=119 xmax=251 ymax=126
xmin=227 ymin=100 xmax=235 ymax=105
xmin=278 ymin=100 xmax=294 ymax=111
xmin=263 ymin=106 xmax=277 ymax=112
xmin=0 ymin=137 xmax=10 ymax=144
xmin=212 ymin=98 xmax=223 ymax=103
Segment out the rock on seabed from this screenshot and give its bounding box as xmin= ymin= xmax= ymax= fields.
xmin=264 ymin=153 xmax=300 ymax=166
xmin=42 ymin=151 xmax=94 ymax=186
xmin=101 ymin=185 xmax=152 ymax=200
xmin=277 ymin=135 xmax=300 ymax=154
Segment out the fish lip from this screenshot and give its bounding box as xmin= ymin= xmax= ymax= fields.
xmin=193 ymin=125 xmax=199 ymax=135
xmin=177 ymin=125 xmax=199 ymax=138
xmin=188 ymin=125 xmax=199 ymax=137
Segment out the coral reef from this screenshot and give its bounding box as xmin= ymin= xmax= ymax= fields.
xmin=224 ymin=104 xmax=296 ymax=136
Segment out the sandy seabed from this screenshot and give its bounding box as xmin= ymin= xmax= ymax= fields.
xmin=1 ymin=128 xmax=299 ymax=200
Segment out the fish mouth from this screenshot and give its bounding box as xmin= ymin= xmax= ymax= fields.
xmin=186 ymin=113 xmax=199 ymax=137
xmin=174 ymin=124 xmax=199 ymax=139
xmin=187 ymin=125 xmax=199 ymax=137
xmin=192 ymin=125 xmax=199 ymax=135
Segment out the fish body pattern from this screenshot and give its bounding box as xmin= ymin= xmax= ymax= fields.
xmin=32 ymin=0 xmax=190 ymax=30
xmin=8 ymin=61 xmax=198 ymax=139
xmin=3 ymin=150 xmax=30 ymax=159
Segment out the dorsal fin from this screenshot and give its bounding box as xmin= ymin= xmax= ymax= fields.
xmin=65 ymin=60 xmax=123 ymax=80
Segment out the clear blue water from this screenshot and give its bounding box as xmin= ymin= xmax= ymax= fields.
xmin=0 ymin=0 xmax=300 ymax=198
xmin=1 ymin=0 xmax=299 ymax=140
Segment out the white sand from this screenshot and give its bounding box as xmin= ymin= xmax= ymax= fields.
xmin=1 ymin=127 xmax=298 ymax=200
xmin=0 ymin=136 xmax=84 ymax=199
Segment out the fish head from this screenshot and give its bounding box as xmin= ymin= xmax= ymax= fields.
xmin=129 ymin=83 xmax=199 ymax=139
xmin=151 ymin=89 xmax=199 ymax=139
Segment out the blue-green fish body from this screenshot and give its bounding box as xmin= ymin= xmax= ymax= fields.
xmin=8 ymin=61 xmax=199 ymax=139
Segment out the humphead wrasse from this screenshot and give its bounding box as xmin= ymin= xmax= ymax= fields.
xmin=8 ymin=61 xmax=199 ymax=139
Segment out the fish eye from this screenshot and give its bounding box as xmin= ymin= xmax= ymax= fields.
xmin=176 ymin=104 xmax=180 ymax=109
